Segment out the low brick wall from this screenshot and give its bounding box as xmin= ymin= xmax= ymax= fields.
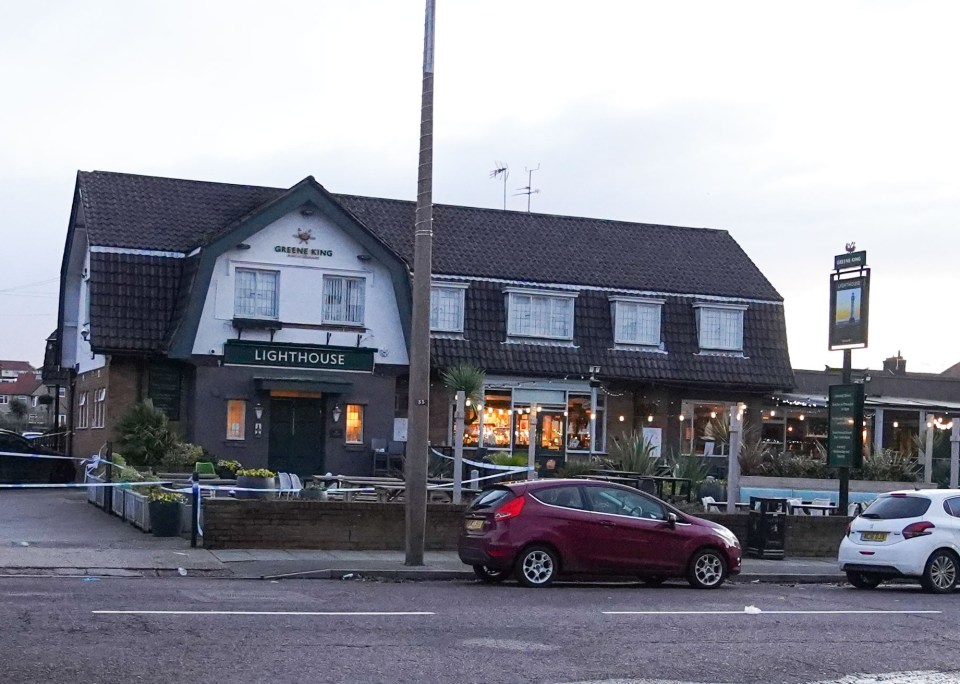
xmin=203 ymin=499 xmax=467 ymax=550
xmin=699 ymin=513 xmax=851 ymax=557
xmin=204 ymin=500 xmax=851 ymax=557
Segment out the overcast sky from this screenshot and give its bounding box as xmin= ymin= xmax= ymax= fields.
xmin=1 ymin=1 xmax=958 ymax=375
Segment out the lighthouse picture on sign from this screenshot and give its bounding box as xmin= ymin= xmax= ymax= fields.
xmin=829 ymin=273 xmax=870 ymax=349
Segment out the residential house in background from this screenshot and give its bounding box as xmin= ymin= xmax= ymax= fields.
xmin=54 ymin=170 xmax=794 ymax=475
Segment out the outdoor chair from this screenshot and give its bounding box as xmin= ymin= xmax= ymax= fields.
xmin=194 ymin=461 xmax=218 ymax=480
xmin=786 ymin=498 xmax=802 ymax=515
xmin=289 ymin=473 xmax=303 ymax=498
xmin=810 ymin=498 xmax=832 ymax=516
xmin=371 ymin=438 xmax=389 ymax=475
xmin=277 ymin=472 xmax=293 ymax=498
xmin=701 ymin=495 xmax=716 ymax=512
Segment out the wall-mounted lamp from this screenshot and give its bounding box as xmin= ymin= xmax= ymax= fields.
xmin=357 ymin=254 xmax=372 ymax=262
xmin=300 ymin=207 xmax=315 ymax=217
xmin=254 ymin=401 xmax=263 ymax=420
xmin=80 ymin=329 xmax=89 ymax=341
xmin=236 ymin=243 xmax=252 ymax=250
xmin=332 ymin=403 xmax=342 ymax=423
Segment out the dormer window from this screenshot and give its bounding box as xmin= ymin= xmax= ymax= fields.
xmin=611 ymin=297 xmax=664 ymax=348
xmin=694 ymin=302 xmax=747 ymax=352
xmin=235 ymin=268 xmax=279 ymax=319
xmin=505 ymin=288 xmax=576 ymax=341
xmin=430 ymin=283 xmax=467 ymax=333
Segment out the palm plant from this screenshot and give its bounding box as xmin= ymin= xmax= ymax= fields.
xmin=608 ymin=431 xmax=659 ymax=475
xmin=440 ymin=364 xmax=485 ymax=405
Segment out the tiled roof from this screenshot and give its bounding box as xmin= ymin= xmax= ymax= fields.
xmin=432 ymin=280 xmax=795 ymax=389
xmin=77 ymin=171 xmax=780 ymax=300
xmin=0 ymin=360 xmax=36 ymax=373
xmin=0 ymin=373 xmax=43 ymax=398
xmin=88 ymin=252 xmax=183 ymax=351
xmin=72 ymin=171 xmax=792 ymax=388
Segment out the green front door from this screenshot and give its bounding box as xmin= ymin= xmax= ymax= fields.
xmin=268 ymin=398 xmax=325 ymax=477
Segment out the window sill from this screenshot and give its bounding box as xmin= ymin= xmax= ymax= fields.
xmin=503 ymin=337 xmax=578 ymax=348
xmin=233 ymin=317 xmax=282 ymax=331
xmin=612 ymin=344 xmax=667 ymax=353
xmin=696 ymin=350 xmax=748 ymax=358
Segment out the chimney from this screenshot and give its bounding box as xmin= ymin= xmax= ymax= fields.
xmin=883 ymin=351 xmax=906 ymax=375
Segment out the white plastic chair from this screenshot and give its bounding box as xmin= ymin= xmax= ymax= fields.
xmin=811 ymin=497 xmax=832 ymax=516
xmin=278 ymin=472 xmax=293 ymax=498
xmin=701 ymin=495 xmax=716 ymax=512
xmin=289 ymin=473 xmax=303 ymax=498
xmin=786 ymin=498 xmax=803 ymax=515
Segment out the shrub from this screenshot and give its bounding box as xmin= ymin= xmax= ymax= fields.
xmin=668 ymin=452 xmax=709 ymax=486
xmin=856 ymin=449 xmax=921 ymax=482
xmin=236 ymin=468 xmax=276 ymax=478
xmin=763 ymin=451 xmax=827 ymax=479
xmin=488 ymin=452 xmax=528 ymax=467
xmin=608 ymin=431 xmax=659 ymax=474
xmin=556 ymin=458 xmax=597 ymax=478
xmin=160 ymin=442 xmax=204 ymax=472
xmin=147 ymin=488 xmax=184 ymax=504
xmin=114 ymin=400 xmax=179 ymax=467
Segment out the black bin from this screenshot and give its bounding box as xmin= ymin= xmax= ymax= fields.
xmin=745 ymin=496 xmax=787 ymax=560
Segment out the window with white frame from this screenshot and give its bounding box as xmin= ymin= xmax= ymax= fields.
xmin=695 ymin=303 xmax=747 ymax=351
xmin=77 ymin=391 xmax=88 ymax=429
xmin=0 ymin=395 xmax=8 ymax=405
xmin=92 ymin=388 xmax=106 ymax=428
xmin=612 ymin=297 xmax=664 ymax=347
xmin=322 ymin=275 xmax=366 ymax=325
xmin=430 ymin=284 xmax=466 ymax=333
xmin=234 ymin=268 xmax=279 ymax=319
xmin=506 ymin=290 xmax=575 ymax=340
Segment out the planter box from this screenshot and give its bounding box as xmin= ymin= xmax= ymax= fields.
xmin=738 ymin=475 xmax=924 ymax=505
xmin=124 ymin=490 xmax=151 ymax=531
xmin=86 ymin=474 xmax=105 ymax=507
xmin=111 ymin=487 xmax=125 ymax=517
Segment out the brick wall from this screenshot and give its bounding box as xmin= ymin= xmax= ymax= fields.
xmin=203 ymin=500 xmax=850 ymax=556
xmin=72 ymin=357 xmax=142 ymax=458
xmin=699 ymin=512 xmax=851 ymax=557
xmin=203 ymin=499 xmax=467 ymax=550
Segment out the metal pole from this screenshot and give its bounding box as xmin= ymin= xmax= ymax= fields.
xmin=950 ymin=420 xmax=959 ymax=489
xmin=838 ymin=350 xmax=851 ymax=514
xmin=190 ymin=470 xmax=200 ymax=548
xmin=924 ymin=413 xmax=934 ymax=485
xmin=726 ymin=404 xmax=742 ymax=514
xmin=527 ymin=405 xmax=538 ymax=480
xmin=405 ymin=0 xmax=435 ymax=566
xmin=103 ymin=441 xmax=113 ymax=514
xmin=453 ymin=391 xmax=464 ymax=504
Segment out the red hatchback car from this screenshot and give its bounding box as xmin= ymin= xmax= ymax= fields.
xmin=458 ymin=479 xmax=741 ymax=588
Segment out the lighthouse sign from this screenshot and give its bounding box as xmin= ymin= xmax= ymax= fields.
xmin=829 ymin=253 xmax=870 ymax=350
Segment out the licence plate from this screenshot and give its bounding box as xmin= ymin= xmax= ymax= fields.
xmin=861 ymin=531 xmax=888 ymax=542
xmin=465 ymin=519 xmax=484 ymax=531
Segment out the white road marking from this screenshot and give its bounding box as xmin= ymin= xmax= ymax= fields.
xmin=566 ymin=671 xmax=960 ymax=684
xmin=93 ymin=610 xmax=434 ymax=616
xmin=603 ymin=609 xmax=940 ymax=615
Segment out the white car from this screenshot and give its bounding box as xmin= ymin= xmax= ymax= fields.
xmin=838 ymin=489 xmax=960 ymax=593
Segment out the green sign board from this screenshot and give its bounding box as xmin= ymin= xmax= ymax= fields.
xmin=828 ymin=384 xmax=864 ymax=468
xmin=834 ymin=250 xmax=867 ymax=271
xmin=223 ymin=341 xmax=375 ymax=372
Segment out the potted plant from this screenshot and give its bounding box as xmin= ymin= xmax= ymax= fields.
xmin=148 ymin=488 xmax=183 ymax=537
xmin=235 ymin=468 xmax=277 ymax=499
xmin=216 ymin=459 xmax=242 ymax=479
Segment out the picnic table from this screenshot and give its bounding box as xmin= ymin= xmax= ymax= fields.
xmin=788 ymin=502 xmax=837 ymax=516
xmin=637 ymin=475 xmax=692 ymax=503
xmin=705 ymin=501 xmax=752 ymax=513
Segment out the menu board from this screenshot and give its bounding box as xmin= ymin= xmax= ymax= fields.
xmin=148 ymin=364 xmax=181 ymax=421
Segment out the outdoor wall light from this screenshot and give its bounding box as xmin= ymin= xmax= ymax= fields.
xmin=647 ymin=415 xmax=654 ymax=423
xmin=332 ymin=403 xmax=342 ymax=423
xmin=254 ymin=402 xmax=263 ymax=420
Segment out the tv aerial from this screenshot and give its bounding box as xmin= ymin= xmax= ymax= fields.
xmin=514 ymin=164 xmax=541 ymax=212
xmin=489 ymin=161 xmax=509 ymax=210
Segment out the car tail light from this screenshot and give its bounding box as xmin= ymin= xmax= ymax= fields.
xmin=494 ymin=495 xmax=526 ymax=521
xmin=902 ymin=521 xmax=935 ymax=539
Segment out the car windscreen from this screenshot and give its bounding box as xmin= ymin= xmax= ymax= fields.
xmin=860 ymin=495 xmax=931 ymax=520
xmin=469 ymin=487 xmax=513 ymax=511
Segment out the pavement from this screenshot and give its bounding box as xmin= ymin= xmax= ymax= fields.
xmin=0 ymin=489 xmax=847 ymax=583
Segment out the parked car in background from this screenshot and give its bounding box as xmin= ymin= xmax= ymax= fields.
xmin=20 ymin=432 xmax=43 ymax=440
xmin=0 ymin=429 xmax=74 ymax=484
xmin=839 ymin=489 xmax=960 ymax=593
xmin=458 ymin=478 xmax=741 ymax=588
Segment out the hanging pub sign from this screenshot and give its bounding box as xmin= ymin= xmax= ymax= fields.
xmin=828 ymin=271 xmax=870 ymax=350
xmin=828 ymin=383 xmax=865 ymax=469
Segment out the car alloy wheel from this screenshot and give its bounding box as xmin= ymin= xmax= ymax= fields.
xmin=515 ymin=545 xmax=558 ymax=588
xmin=921 ymin=550 xmax=958 ymax=594
xmin=473 ymin=565 xmax=508 ymax=584
xmin=846 ymin=571 xmax=883 ymax=590
xmin=687 ymin=548 xmax=727 ymax=589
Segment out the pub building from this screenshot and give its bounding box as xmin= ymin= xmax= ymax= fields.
xmin=53 ymin=170 xmax=795 ymax=477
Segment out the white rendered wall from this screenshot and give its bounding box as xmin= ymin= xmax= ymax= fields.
xmin=192 ymin=210 xmax=409 ymax=365
xmin=70 ymin=247 xmax=106 ymax=375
